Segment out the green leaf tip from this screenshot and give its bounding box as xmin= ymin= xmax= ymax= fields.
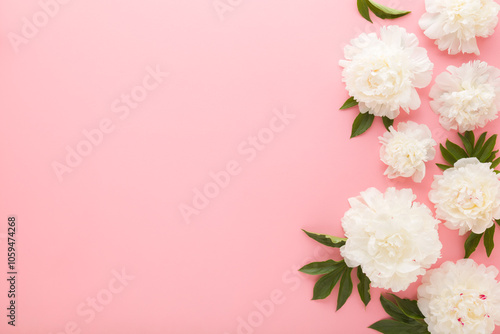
xmin=336 ymin=267 xmax=353 ymax=310
xmin=484 ymin=224 xmax=496 ymax=257
xmin=301 ymin=229 xmax=346 ymax=248
xmin=382 ymin=117 xmax=393 ymax=132
xmin=357 ymin=0 xmax=410 ymax=22
xmin=340 ymin=96 xmax=358 ymax=110
xmin=357 ymin=267 xmax=371 ymax=307
xmin=299 ymin=259 xmax=346 ymax=275
xmin=351 ymin=112 xmax=375 ymax=138
xmin=370 ymin=295 xmax=429 ymax=334
xmin=464 ymin=232 xmax=482 ymax=258
xmin=312 ymin=264 xmax=346 ymax=300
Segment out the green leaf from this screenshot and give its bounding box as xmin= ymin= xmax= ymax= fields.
xmin=340 ymin=96 xmax=358 ymax=110
xmin=390 ymin=294 xmax=425 ymax=320
xmin=487 ymin=150 xmax=499 ymax=164
xmin=302 ymin=230 xmax=346 ymax=248
xmin=351 ymin=112 xmax=375 ymax=138
xmin=369 ymin=319 xmax=429 ymax=334
xmin=357 ymin=267 xmax=371 ymax=307
xmin=445 ymin=139 xmax=468 ymax=160
xmin=312 ymin=266 xmax=345 ymax=300
xmin=357 ymin=0 xmax=372 ymax=22
xmin=484 ymin=224 xmax=495 ymax=257
xmin=492 ymin=157 xmax=500 ymax=169
xmin=380 ymin=295 xmax=412 ymax=323
xmin=366 ymin=0 xmax=411 ymax=19
xmin=497 ymin=219 xmax=500 ymax=227
xmin=336 ymin=267 xmax=353 ymax=310
xmin=382 ymin=117 xmax=394 ymax=131
xmin=464 ymin=131 xmax=475 ymax=147
xmin=458 ymin=132 xmax=474 ymax=156
xmin=473 ymin=132 xmax=487 ymax=156
xmin=436 ymin=163 xmax=452 ymax=171
xmin=465 ymin=232 xmax=482 ymax=258
xmin=440 ymin=144 xmax=457 ymax=166
xmin=478 ymin=134 xmax=497 ymax=162
xmin=299 ymin=259 xmax=345 ymax=275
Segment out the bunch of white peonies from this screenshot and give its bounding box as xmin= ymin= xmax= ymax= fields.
xmin=328 ymin=3 xmax=500 ymax=330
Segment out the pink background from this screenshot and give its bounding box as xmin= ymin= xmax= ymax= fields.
xmin=1 ymin=0 xmax=500 ymax=333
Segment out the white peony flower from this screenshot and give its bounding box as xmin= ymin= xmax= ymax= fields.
xmin=430 ymin=61 xmax=500 ymax=133
xmin=340 ymin=187 xmax=442 ymax=292
xmin=418 ymin=259 xmax=500 ymax=334
xmin=419 ymin=0 xmax=500 ymax=55
xmin=429 ymin=158 xmax=500 ymax=235
xmin=379 ymin=121 xmax=437 ymax=183
xmin=339 ymin=25 xmax=433 ymax=119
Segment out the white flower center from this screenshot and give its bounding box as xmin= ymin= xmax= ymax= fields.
xmin=365 ymin=63 xmax=402 ymax=96
xmin=353 ymin=47 xmax=412 ymax=103
xmin=385 ymin=135 xmax=427 ymax=169
xmin=378 ymin=233 xmax=405 ymax=258
xmin=367 ymin=221 xmax=412 ymax=261
xmin=450 ymin=291 xmax=489 ymax=327
xmin=456 ymin=186 xmax=484 ymax=210
xmin=443 ymin=0 xmax=488 ymax=39
xmin=447 ymin=0 xmax=475 ymax=21
xmin=443 ymin=83 xmax=496 ymax=125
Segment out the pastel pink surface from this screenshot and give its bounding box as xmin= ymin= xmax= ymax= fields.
xmin=1 ymin=1 xmax=500 ymax=333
